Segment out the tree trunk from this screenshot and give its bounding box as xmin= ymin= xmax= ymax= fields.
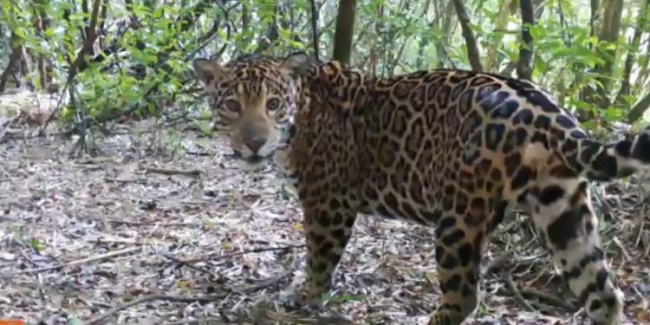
xmin=517 ymin=0 xmax=534 ymax=80
xmin=452 ymin=0 xmax=483 ymax=71
xmin=332 ymin=0 xmax=357 ymax=65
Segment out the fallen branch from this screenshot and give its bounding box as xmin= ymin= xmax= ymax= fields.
xmin=103 ymin=177 xmax=146 ymax=184
xmin=176 ymin=245 xmax=305 ymax=265
xmin=91 ymin=218 xmax=204 ymax=227
xmin=0 ymin=114 xmax=22 ymax=143
xmin=612 ymin=236 xmax=633 ymax=261
xmin=144 ymin=166 xmax=203 ymax=178
xmin=520 ymin=286 xmax=577 ymax=311
xmin=86 ymin=294 xmax=227 ymax=325
xmin=504 ymin=273 xmax=536 ymax=312
xmin=77 ymin=156 xmax=117 ymax=164
xmin=483 ymin=251 xmax=514 ymax=275
xmin=262 ymin=306 xmax=355 ymax=325
xmin=238 ymin=272 xmax=292 ymax=293
xmin=162 ymin=253 xmax=212 ymax=275
xmin=185 ymin=150 xmax=214 ymax=157
xmin=85 ymin=238 xmax=160 ymax=246
xmin=88 ymin=271 xmax=291 ymax=325
xmin=3 ymin=246 xmax=141 ymax=276
xmin=163 ymin=318 xmax=230 ymax=325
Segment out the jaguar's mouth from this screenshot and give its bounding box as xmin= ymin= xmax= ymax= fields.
xmin=228 ymin=150 xmax=268 ymax=164
xmin=244 ymin=155 xmax=266 ymax=164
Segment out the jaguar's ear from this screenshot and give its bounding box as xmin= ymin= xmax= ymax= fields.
xmin=193 ymin=59 xmax=230 ymax=87
xmin=280 ymin=52 xmax=311 ymax=76
xmin=321 ymin=60 xmax=344 ymax=79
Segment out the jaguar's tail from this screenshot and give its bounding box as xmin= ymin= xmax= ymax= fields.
xmin=575 ymin=126 xmax=650 ymax=182
xmin=523 ymin=126 xmax=650 ymax=182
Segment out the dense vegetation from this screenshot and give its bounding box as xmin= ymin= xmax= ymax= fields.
xmin=0 ymin=0 xmax=647 ymax=145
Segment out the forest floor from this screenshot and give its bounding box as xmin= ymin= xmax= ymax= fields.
xmin=0 ymin=90 xmax=649 ymax=325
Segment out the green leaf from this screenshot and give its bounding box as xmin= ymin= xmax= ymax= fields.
xmin=30 ymin=238 xmax=44 ymax=253
xmin=153 ymin=7 xmax=164 ymax=19
xmin=582 ymin=120 xmax=598 ymax=131
xmin=603 ymin=107 xmax=623 ymax=122
xmin=67 ymin=316 xmax=85 ymax=325
xmin=534 ymin=55 xmax=547 ymax=73
xmin=43 ymin=27 xmax=54 ymax=38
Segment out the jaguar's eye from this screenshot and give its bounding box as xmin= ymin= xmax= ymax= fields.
xmin=223 ymin=99 xmax=241 ymax=112
xmin=266 ymin=98 xmax=281 ymax=111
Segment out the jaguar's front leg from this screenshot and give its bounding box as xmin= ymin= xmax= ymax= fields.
xmin=282 ymin=201 xmax=359 ymax=307
xmin=429 ymin=213 xmax=488 ymax=325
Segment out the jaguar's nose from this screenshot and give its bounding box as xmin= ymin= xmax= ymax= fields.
xmin=245 ymin=137 xmax=267 ymax=153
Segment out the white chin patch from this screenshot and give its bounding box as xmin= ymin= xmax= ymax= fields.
xmin=256 ymin=141 xmax=276 ymax=158
xmin=237 ymin=142 xmax=276 ymax=159
xmin=238 ymin=147 xmax=254 ymax=159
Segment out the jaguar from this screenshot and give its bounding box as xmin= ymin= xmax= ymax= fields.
xmin=193 ymin=54 xmax=302 ymax=160
xmin=193 ymin=52 xmax=650 ymax=325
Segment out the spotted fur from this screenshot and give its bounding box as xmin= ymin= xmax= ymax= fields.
xmin=194 ymin=52 xmax=650 ymax=325
xmin=193 ymin=55 xmax=302 ymax=159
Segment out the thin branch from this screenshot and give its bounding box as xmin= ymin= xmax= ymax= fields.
xmin=3 ymin=247 xmax=141 ymax=277
xmin=626 ymin=90 xmax=650 ymax=123
xmin=310 ymin=0 xmax=320 ymax=60
xmin=517 ymin=0 xmax=535 ymax=80
xmin=452 ymin=0 xmax=483 ymax=72
xmin=616 ymin=0 xmax=649 ymax=110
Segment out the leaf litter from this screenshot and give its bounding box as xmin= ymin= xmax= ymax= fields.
xmin=0 ymin=92 xmax=648 ymax=325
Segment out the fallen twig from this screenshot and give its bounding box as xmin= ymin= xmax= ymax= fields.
xmin=186 ymin=150 xmax=214 ymax=157
xmin=238 ymin=271 xmax=292 ymax=294
xmin=262 ymin=307 xmax=355 ymax=325
xmin=86 ymin=294 xmax=228 ymax=325
xmin=145 ymin=166 xmax=203 ymax=178
xmin=91 ymin=218 xmax=204 ymax=227
xmin=3 ymin=246 xmax=142 ymax=276
xmin=103 ymin=177 xmax=146 ymax=184
xmin=77 ymin=156 xmax=117 ymax=164
xmin=162 ymin=253 xmax=212 ymax=275
xmin=0 ymin=115 xmax=21 ymax=143
xmin=176 ymin=245 xmax=305 ymax=265
xmin=520 ymin=286 xmax=577 ymax=311
xmin=86 ymin=238 xmax=158 ymax=246
xmin=162 ymin=318 xmax=229 ymax=325
xmin=483 ymin=251 xmax=514 ymax=275
xmin=504 ymin=274 xmax=536 ymax=312
xmin=612 ymin=236 xmax=633 ymax=261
